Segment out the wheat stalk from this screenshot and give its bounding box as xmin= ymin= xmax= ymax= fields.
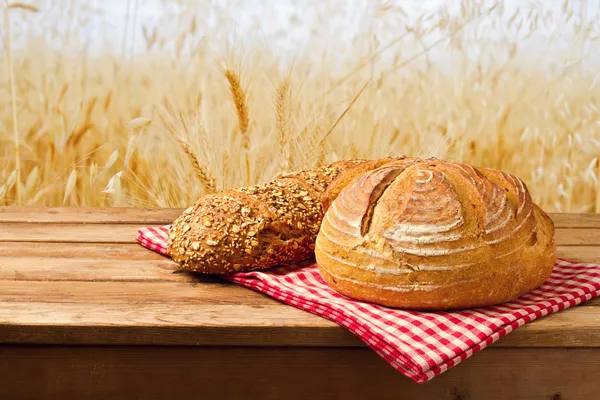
xmin=63 ymin=169 xmax=77 ymax=205
xmin=221 ymin=148 xmax=230 ymax=191
xmin=3 ymin=1 xmax=23 ymax=205
xmin=276 ymin=76 xmax=291 ymax=173
xmin=0 ymin=0 xmax=599 ymax=211
xmin=0 ymin=184 xmax=7 ymax=204
xmin=317 ymin=79 xmax=371 ymax=152
xmin=311 ymin=31 xmax=411 ymax=106
xmin=177 ymin=137 xmax=215 ymax=193
xmin=224 ymin=69 xmax=251 ymax=185
xmin=378 ymin=2 xmax=495 ymax=83
xmin=157 ymin=104 xmax=216 ymax=194
xmin=66 ymin=123 xmax=93 ymax=148
xmin=224 ymin=69 xmax=250 ymax=135
xmin=7 ymin=2 xmax=38 ymax=12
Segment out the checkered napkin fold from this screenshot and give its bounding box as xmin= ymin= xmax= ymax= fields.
xmin=137 ymin=225 xmax=600 ymax=383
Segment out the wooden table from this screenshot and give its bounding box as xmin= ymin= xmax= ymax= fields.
xmin=1 ymin=207 xmax=599 ymax=400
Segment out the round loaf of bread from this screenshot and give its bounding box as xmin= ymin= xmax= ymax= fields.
xmin=314 ymin=157 xmax=556 ymax=310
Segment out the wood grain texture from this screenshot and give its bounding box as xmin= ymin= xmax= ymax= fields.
xmin=0 ymin=206 xmax=183 ymax=224
xmin=0 ymin=302 xmax=350 ymax=347
xmin=0 ymin=244 xmax=596 ymax=280
xmin=0 ymin=207 xmax=599 ymax=352
xmin=0 ymin=222 xmax=140 ymax=243
xmin=0 ymin=280 xmax=274 ymax=304
xmin=554 ymin=228 xmax=600 ymax=245
xmin=1 ymin=207 xmax=598 ymax=228
xmin=557 ymin=245 xmax=600 ymax=263
xmin=0 ymin=346 xmax=598 ymax=400
xmin=0 ymin=243 xmax=597 ymax=267
xmin=2 ymin=221 xmax=598 ymax=246
xmin=1 ymin=301 xmax=600 ymax=347
xmin=0 ymin=256 xmax=182 ymax=282
xmin=0 ymin=242 xmax=171 ymax=260
xmin=549 ymin=213 xmax=600 ymax=228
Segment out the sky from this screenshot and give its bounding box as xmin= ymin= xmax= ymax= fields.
xmin=5 ymin=0 xmax=600 ymax=68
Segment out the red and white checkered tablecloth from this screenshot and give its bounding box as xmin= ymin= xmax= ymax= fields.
xmin=137 ymin=225 xmax=600 ymax=383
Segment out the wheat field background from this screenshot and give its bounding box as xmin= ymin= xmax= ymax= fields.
xmin=1 ymin=0 xmax=599 ymax=212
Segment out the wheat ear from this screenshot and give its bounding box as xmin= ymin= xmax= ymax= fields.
xmin=276 ymin=77 xmax=291 ymax=173
xmin=157 ymin=103 xmax=216 ymax=194
xmin=224 ymin=69 xmax=251 ymax=185
xmin=175 ymin=135 xmax=216 ymax=194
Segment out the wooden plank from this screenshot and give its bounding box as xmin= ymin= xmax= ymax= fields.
xmin=549 ymin=212 xmax=600 ymax=228
xmin=2 ymin=221 xmax=600 ymax=245
xmin=0 ymin=302 xmax=348 ymax=347
xmin=4 ymin=241 xmax=597 ymax=264
xmin=0 ymin=242 xmax=171 ymax=260
xmin=1 ymin=207 xmax=599 ymax=228
xmin=0 ymin=206 xmax=183 ymax=224
xmin=0 ymin=346 xmax=598 ymax=400
xmin=0 ymin=242 xmax=597 ymax=270
xmin=557 ymin=245 xmax=600 ymax=263
xmin=0 ymin=280 xmax=274 ymax=305
xmin=555 ymin=228 xmax=600 ymax=245
xmin=0 ymin=223 xmax=140 ymax=243
xmin=0 ymin=243 xmax=596 ymax=272
xmin=1 ymin=301 xmax=600 ymax=347
xmin=2 ymin=277 xmax=599 ymax=308
xmin=0 ymin=256 xmax=187 ymax=282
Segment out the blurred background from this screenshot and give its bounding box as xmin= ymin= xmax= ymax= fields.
xmin=1 ymin=0 xmax=599 ymax=212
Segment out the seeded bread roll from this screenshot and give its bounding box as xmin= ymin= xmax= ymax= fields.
xmin=315 ymin=157 xmax=556 ymax=310
xmin=168 ymin=159 xmax=393 ymax=274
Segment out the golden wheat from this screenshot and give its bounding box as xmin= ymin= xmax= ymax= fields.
xmin=0 ymin=0 xmax=599 ymax=213
xmin=3 ymin=0 xmax=22 ymax=205
xmin=157 ymin=102 xmax=216 ymax=194
xmin=276 ymin=76 xmax=291 ymax=173
xmin=224 ymin=68 xmax=251 ymax=186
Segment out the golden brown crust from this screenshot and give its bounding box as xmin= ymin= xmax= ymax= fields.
xmin=321 ymin=156 xmax=407 ymax=212
xmin=315 ymin=157 xmax=556 ymax=310
xmin=167 ymin=159 xmax=372 ymax=274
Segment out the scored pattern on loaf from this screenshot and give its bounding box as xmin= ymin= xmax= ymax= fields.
xmin=315 ymin=157 xmax=556 ymax=309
